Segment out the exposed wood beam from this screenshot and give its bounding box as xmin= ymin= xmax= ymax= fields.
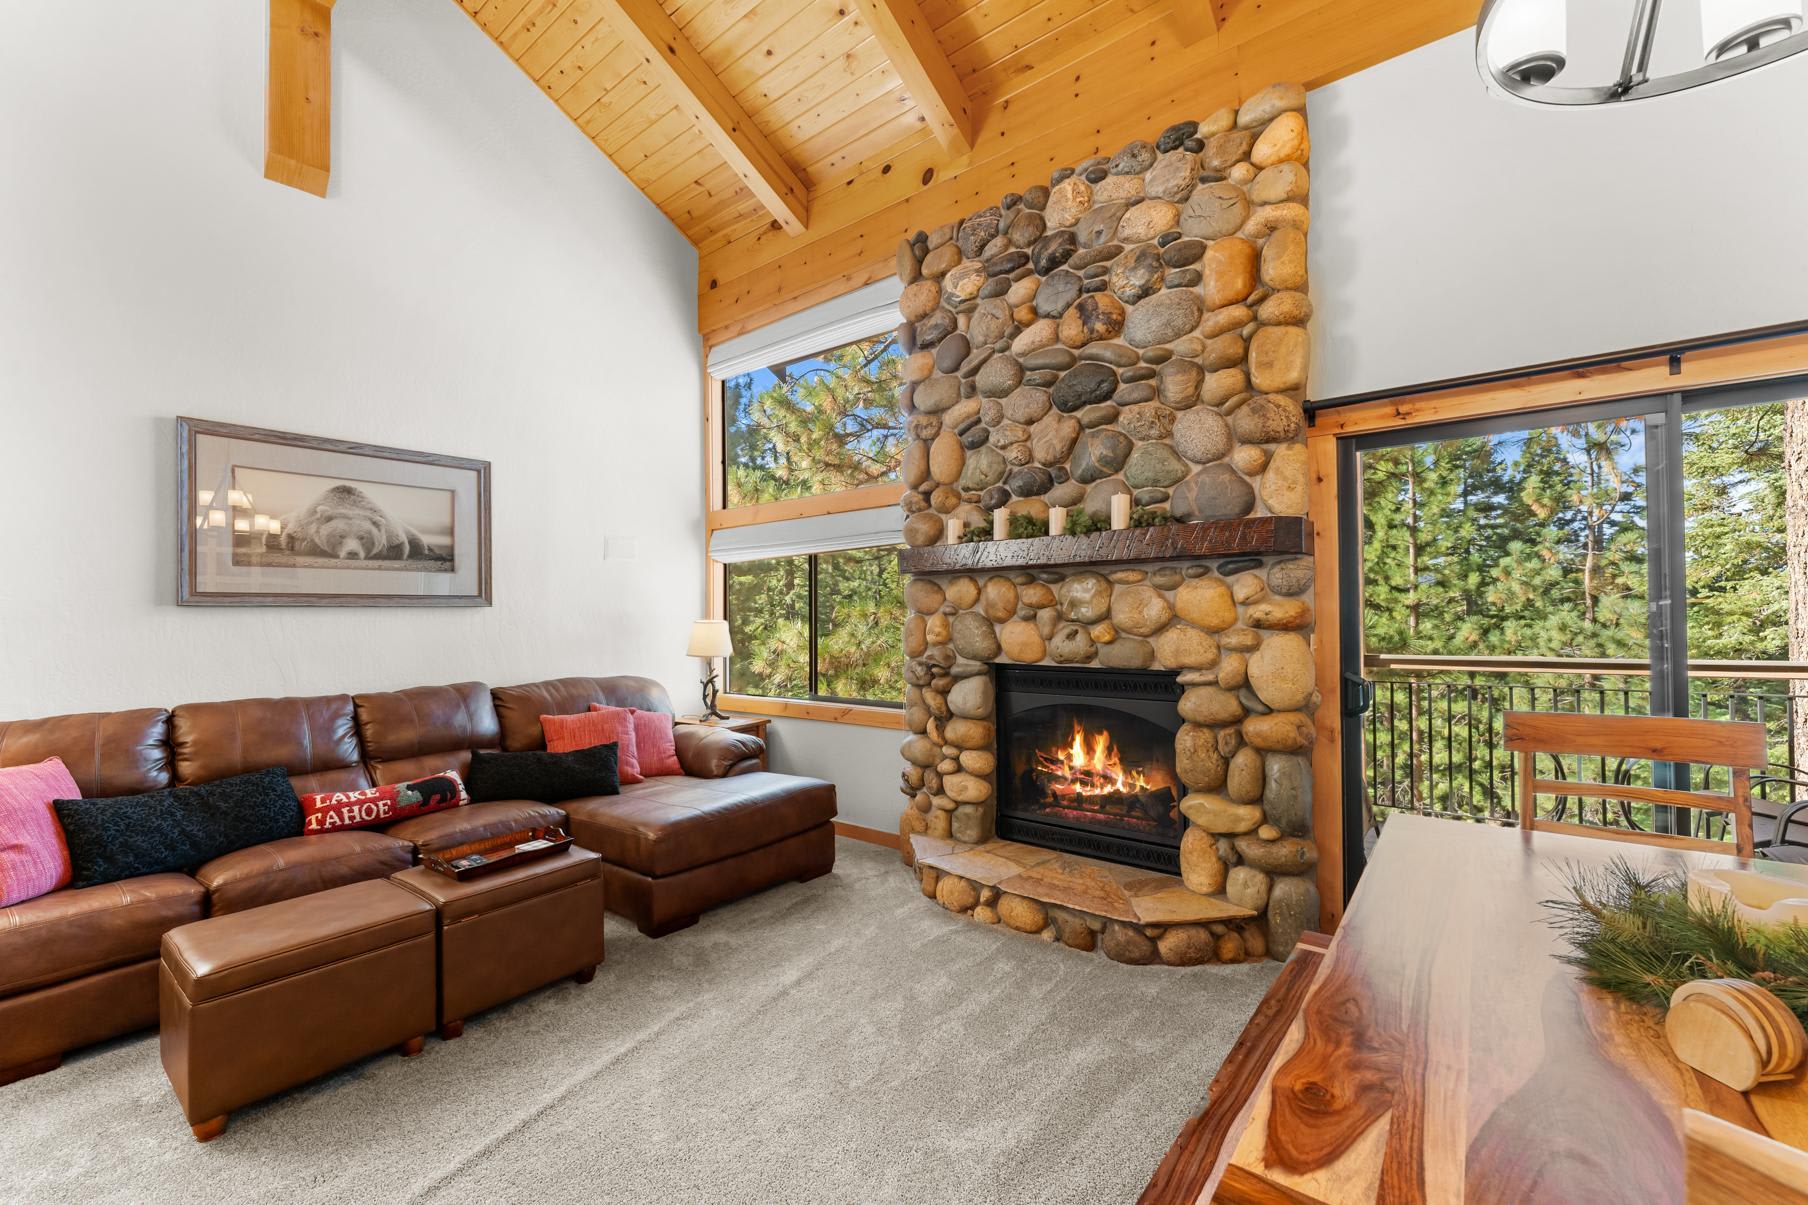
xmin=601 ymin=0 xmax=809 ymax=234
xmin=1170 ymin=0 xmax=1220 ymax=46
xmin=852 ymin=0 xmax=974 ymax=155
xmin=264 ymin=0 xmax=335 ymax=197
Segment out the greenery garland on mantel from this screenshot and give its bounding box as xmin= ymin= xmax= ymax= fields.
xmin=1543 ymin=858 xmax=1808 ymax=1024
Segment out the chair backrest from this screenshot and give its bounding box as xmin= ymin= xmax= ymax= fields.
xmin=1685 ymin=1109 xmax=1808 ymax=1204
xmin=1502 ymin=712 xmax=1766 ymax=857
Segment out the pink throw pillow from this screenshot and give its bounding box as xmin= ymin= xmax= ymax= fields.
xmin=547 ymin=708 xmax=642 ymax=783
xmin=0 ymin=757 xmax=79 ymax=906
xmin=630 ymin=709 xmax=682 ymax=777
xmin=588 ymin=705 xmax=682 ymax=777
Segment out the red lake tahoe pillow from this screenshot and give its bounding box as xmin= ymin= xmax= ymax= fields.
xmin=301 ymin=770 xmax=469 ymax=834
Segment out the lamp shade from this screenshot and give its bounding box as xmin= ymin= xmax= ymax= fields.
xmin=687 ymin=619 xmax=734 ymax=659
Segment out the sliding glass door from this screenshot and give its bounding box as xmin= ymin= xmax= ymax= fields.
xmin=1337 ymin=377 xmax=1808 ymax=891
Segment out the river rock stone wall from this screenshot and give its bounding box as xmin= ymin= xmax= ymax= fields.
xmin=897 ymin=556 xmax=1321 ymax=960
xmin=894 ymin=82 xmax=1312 ymax=545
xmin=893 ymin=82 xmax=1319 ymax=961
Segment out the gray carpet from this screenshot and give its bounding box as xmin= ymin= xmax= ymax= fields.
xmin=1 ymin=840 xmax=1279 ymax=1204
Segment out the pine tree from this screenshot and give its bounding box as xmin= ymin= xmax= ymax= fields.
xmin=1786 ymin=396 xmax=1808 ymax=773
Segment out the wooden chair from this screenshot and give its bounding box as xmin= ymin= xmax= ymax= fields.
xmin=1502 ymin=712 xmax=1767 ymax=858
xmin=1685 ymin=1109 xmax=1808 ymax=1204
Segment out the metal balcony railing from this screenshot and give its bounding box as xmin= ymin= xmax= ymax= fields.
xmin=1356 ymin=654 xmax=1808 ymax=850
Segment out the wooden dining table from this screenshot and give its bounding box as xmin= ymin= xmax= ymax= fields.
xmin=1198 ymin=814 xmax=1808 ymax=1204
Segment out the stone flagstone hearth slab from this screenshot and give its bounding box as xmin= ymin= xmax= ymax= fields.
xmin=910 ymin=835 xmax=1254 ymax=926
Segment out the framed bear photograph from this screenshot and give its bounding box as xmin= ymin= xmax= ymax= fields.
xmin=177 ymin=417 xmax=491 ymax=606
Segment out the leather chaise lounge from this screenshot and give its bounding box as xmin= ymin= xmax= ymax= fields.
xmin=0 ymin=675 xmax=836 ymax=1087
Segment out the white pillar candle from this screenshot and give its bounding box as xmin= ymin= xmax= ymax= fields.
xmin=1110 ymin=494 xmax=1131 ymax=530
xmin=993 ymin=508 xmax=1010 ymax=540
xmin=945 ymin=517 xmax=964 ymax=545
xmin=1048 ymin=506 xmax=1067 ymax=537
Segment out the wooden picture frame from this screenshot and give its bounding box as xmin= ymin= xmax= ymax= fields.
xmin=177 ymin=417 xmax=492 ymax=607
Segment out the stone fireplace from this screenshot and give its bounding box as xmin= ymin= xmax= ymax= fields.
xmin=994 ymin=665 xmax=1184 ymax=873
xmin=891 ymin=82 xmax=1320 ymax=965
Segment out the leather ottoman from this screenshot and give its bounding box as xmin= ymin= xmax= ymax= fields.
xmin=391 ymin=848 xmax=605 ymax=1040
xmin=159 ymin=879 xmax=437 ymax=1142
xmin=562 ymin=772 xmax=837 ymax=937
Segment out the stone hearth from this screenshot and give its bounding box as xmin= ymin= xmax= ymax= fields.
xmin=892 ymin=82 xmax=1320 ymax=963
xmin=909 ymin=834 xmax=1263 ymax=966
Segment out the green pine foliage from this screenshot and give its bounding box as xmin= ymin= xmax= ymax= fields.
xmin=1007 ymin=513 xmax=1049 ymax=539
xmin=1065 ymin=508 xmax=1110 ymax=536
xmin=723 ymin=336 xmax=907 ymax=508
xmin=1543 ymin=857 xmax=1808 ymax=1023
xmin=1360 ymin=405 xmax=1799 ymax=828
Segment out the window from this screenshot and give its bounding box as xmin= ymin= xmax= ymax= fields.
xmin=707 ymin=300 xmax=911 ymax=720
xmin=725 ymin=547 xmax=905 ymax=707
xmin=722 ymin=333 xmax=907 ymax=508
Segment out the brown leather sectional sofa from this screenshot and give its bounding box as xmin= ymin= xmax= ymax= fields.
xmin=0 ymin=675 xmax=836 ymax=1088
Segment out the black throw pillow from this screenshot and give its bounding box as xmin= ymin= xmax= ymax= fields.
xmin=53 ymin=766 xmax=304 ymax=889
xmin=466 ymin=744 xmax=620 ymax=804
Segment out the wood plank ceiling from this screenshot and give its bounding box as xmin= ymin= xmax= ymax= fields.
xmin=457 ymin=0 xmax=1474 ymax=341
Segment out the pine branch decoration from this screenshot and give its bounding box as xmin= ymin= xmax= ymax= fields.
xmin=1541 ymin=857 xmax=1808 ymax=1023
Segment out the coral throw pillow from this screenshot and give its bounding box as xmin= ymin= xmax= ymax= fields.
xmin=0 ymin=757 xmax=78 ymax=906
xmin=301 ymin=771 xmax=468 ymax=835
xmin=545 ymin=709 xmax=642 ymax=783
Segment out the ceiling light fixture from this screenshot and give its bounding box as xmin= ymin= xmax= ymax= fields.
xmin=1477 ymin=0 xmax=1807 ymax=104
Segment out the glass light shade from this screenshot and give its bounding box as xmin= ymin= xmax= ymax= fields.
xmin=1702 ymin=0 xmax=1804 ymax=61
xmin=1486 ymin=0 xmax=1568 ymax=84
xmin=232 ymin=517 xmax=251 ymax=533
xmin=196 ymin=489 xmax=215 ymax=507
xmin=268 ymin=519 xmax=282 ymax=537
xmin=687 ymin=619 xmax=734 ymax=659
xmin=253 ymin=514 xmax=272 ymax=532
xmin=1480 ymin=0 xmax=1808 ymax=102
xmin=205 ymin=509 xmax=227 ymax=529
xmin=227 ymin=489 xmax=250 ymax=509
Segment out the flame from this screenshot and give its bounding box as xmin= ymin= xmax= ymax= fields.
xmin=1033 ymin=720 xmax=1158 ymax=799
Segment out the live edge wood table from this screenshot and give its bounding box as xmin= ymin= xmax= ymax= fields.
xmin=1174 ymin=814 xmax=1808 ymax=1204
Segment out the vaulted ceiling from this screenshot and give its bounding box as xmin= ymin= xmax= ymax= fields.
xmin=455 ymin=0 xmax=1472 ymax=339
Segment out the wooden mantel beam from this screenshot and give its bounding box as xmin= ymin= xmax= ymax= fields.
xmin=852 ymin=0 xmax=973 ymax=156
xmin=264 ymin=0 xmax=335 ymax=197
xmin=1170 ymin=0 xmax=1220 ymax=46
xmin=603 ymin=0 xmax=810 ymax=234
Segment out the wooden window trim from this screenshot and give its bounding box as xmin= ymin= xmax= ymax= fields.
xmin=707 ymin=481 xmax=903 ymax=532
xmin=719 ymin=693 xmax=906 ymax=730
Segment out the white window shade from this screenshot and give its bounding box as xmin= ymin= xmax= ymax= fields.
xmin=706 ymin=277 xmax=903 ymax=380
xmin=709 ymin=506 xmax=900 ymax=564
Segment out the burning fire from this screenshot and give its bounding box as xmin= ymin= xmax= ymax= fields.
xmin=1034 ymin=720 xmax=1159 ymax=799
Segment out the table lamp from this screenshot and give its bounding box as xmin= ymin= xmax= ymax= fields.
xmin=687 ymin=619 xmax=734 ymax=720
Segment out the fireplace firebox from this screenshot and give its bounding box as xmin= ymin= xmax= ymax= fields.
xmin=994 ymin=665 xmax=1185 ymax=873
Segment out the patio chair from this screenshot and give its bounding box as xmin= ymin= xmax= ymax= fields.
xmin=1753 ymin=767 xmax=1808 ymax=864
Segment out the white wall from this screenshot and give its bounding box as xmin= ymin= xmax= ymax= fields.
xmin=763 ymin=719 xmax=902 ymax=834
xmin=1309 ymin=30 xmax=1808 ymax=401
xmin=0 ymin=0 xmax=704 ymax=717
